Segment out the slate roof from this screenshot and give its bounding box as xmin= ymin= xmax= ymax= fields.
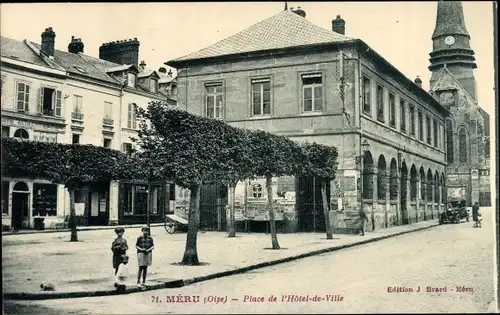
xmin=0 ymin=36 xmax=50 ymax=68
xmin=169 ymin=10 xmax=352 ymax=64
xmin=432 ymin=1 xmax=470 ymax=39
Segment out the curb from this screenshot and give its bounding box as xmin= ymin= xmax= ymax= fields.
xmin=2 ymin=223 xmax=164 ymax=236
xmin=3 ymin=222 xmax=439 ymax=300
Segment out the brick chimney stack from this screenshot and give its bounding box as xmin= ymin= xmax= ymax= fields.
xmin=99 ymin=38 xmax=140 ymax=66
xmin=332 ymin=15 xmax=346 ymax=35
xmin=140 ymin=60 xmax=147 ymax=70
xmin=68 ymin=36 xmax=84 ymax=54
xmin=41 ymin=27 xmax=56 ymax=57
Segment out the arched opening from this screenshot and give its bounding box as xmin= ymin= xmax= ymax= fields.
xmin=441 ymin=173 xmax=446 ymax=203
xmin=389 ymin=159 xmax=398 ymax=201
xmin=13 ymin=128 xmax=29 ymax=140
xmin=377 ymin=155 xmax=387 ymax=201
xmin=446 ymin=119 xmax=454 ymax=164
xmin=434 ymin=171 xmax=440 ymax=203
xmin=362 ymin=151 xmax=374 ymax=200
xmin=426 ymin=169 xmax=433 ymax=202
xmin=458 ymin=127 xmax=468 ymax=163
xmin=11 ymin=181 xmax=29 ymax=230
xmin=419 ymin=167 xmax=426 ymax=201
xmin=400 ymin=162 xmax=409 ymax=224
xmin=410 ymin=165 xmax=417 ymax=201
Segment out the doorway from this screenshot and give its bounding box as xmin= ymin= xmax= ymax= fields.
xmin=12 ymin=182 xmax=30 ymax=230
xmin=297 ymin=176 xmax=328 ymax=232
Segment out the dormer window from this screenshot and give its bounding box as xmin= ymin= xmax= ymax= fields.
xmin=127 ymin=73 xmax=136 ymax=88
xmin=149 ymin=78 xmax=157 ymax=93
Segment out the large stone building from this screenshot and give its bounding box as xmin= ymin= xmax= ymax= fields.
xmin=427 ymin=1 xmax=491 ymax=206
xmin=1 ymin=28 xmax=177 ymax=229
xmin=167 ymin=7 xmax=450 ymax=233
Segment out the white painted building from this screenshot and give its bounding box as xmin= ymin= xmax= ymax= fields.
xmin=1 ymin=28 xmax=177 ymax=230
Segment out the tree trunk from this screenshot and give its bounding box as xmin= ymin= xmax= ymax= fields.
xmin=181 ymin=184 xmax=201 ymax=265
xmin=228 ymin=183 xmax=237 ymax=237
xmin=266 ymin=175 xmax=280 ymax=249
xmin=321 ymin=180 xmax=333 ymax=240
xmin=68 ymin=189 xmax=78 ymax=242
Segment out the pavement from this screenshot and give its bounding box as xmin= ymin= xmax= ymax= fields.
xmin=3 ymin=207 xmax=497 ymax=314
xmin=2 ymin=218 xmax=442 ymax=300
xmin=2 ymin=223 xmax=165 ymax=236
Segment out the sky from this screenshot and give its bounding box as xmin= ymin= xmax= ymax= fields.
xmin=0 ymin=2 xmax=495 ymax=118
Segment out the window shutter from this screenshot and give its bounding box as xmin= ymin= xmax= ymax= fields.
xmin=39 ymin=87 xmax=44 ymax=113
xmin=24 ymin=85 xmax=30 ymax=112
xmin=55 ymin=90 xmax=62 ymax=117
xmin=16 ymin=83 xmax=23 ymax=111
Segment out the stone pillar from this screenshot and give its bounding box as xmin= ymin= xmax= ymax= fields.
xmin=371 ymin=167 xmax=378 ymax=232
xmin=385 ymin=174 xmax=390 ymax=228
xmin=108 ymin=180 xmax=119 ymax=225
xmin=429 ymin=180 xmax=435 ymax=220
xmin=421 ymin=179 xmax=427 ymax=222
xmin=405 ymin=176 xmax=411 ymax=225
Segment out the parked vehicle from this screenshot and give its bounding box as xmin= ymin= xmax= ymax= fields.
xmin=439 ymin=198 xmax=470 ymax=224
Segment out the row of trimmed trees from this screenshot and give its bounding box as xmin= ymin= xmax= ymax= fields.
xmin=1 ymin=137 xmax=145 ymax=242
xmin=134 ymin=101 xmax=339 ymax=265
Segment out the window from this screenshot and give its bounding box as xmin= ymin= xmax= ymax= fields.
xmin=251 ymin=78 xmax=271 ymax=116
xmin=16 ymin=82 xmax=30 ymax=112
xmin=409 ymin=105 xmax=415 ymax=136
xmin=127 ymin=73 xmax=136 ymax=88
xmin=433 ymin=120 xmax=438 ymax=147
xmin=120 ymin=183 xmax=165 ymax=216
xmin=2 ymin=126 xmax=9 ymax=138
xmin=205 ymin=83 xmax=223 ymax=119
xmin=426 ymin=116 xmax=432 ymax=144
xmin=32 ymin=184 xmax=57 ymax=217
xmin=13 ymin=128 xmax=29 ymax=140
xmin=72 ymin=134 xmax=80 ymax=144
xmin=376 ymin=85 xmax=384 ymax=122
xmin=39 ymin=87 xmax=62 ymax=117
xmin=122 ymin=143 xmax=133 ymax=155
xmin=149 ymin=79 xmax=157 ymax=93
xmin=389 ymin=93 xmax=396 ymax=127
xmin=400 ymin=101 xmax=406 ymax=133
xmin=446 ymin=119 xmax=454 ymax=163
xmin=73 ymin=95 xmax=83 ymax=113
xmin=418 ymin=111 xmax=423 ymax=141
xmin=459 ymin=128 xmax=467 ymax=162
xmin=103 ymin=138 xmax=112 ymax=148
xmin=302 ymin=73 xmax=323 ymax=112
xmin=252 ymin=183 xmax=263 ymax=198
xmin=362 ymin=76 xmax=371 ymax=115
xmin=104 ymin=101 xmax=113 ymax=119
xmin=127 ymin=103 xmax=137 ymax=129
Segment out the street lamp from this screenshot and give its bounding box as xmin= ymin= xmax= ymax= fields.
xmin=355 ymin=139 xmax=371 ymax=215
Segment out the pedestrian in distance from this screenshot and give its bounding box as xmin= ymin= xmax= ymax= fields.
xmin=111 ymin=227 xmax=129 ymax=275
xmin=114 ymin=254 xmax=130 ymax=293
xmin=472 ymin=201 xmax=481 ymax=228
xmin=136 ymin=226 xmax=154 ymax=287
xmin=357 ymin=207 xmax=369 ymax=236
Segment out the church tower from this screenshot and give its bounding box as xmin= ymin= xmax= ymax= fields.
xmin=428 ymin=1 xmax=478 ymax=101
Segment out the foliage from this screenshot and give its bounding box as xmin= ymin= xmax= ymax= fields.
xmin=1 ymin=137 xmax=138 ymax=189
xmin=300 ymin=142 xmax=339 ymax=181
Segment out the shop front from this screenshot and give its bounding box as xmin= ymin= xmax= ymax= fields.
xmin=118 ymin=181 xmax=169 ymax=225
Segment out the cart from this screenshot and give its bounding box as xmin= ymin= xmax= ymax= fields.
xmin=164 ymin=214 xmax=188 ymax=234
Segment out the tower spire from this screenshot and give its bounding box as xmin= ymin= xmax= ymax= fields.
xmin=284 ymin=1 xmax=288 ymax=11
xmin=432 ymin=1 xmax=470 ymax=39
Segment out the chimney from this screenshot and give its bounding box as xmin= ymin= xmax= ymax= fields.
xmin=332 ymin=15 xmax=346 ymax=35
xmin=158 ymin=67 xmax=167 ymax=74
xmin=41 ymin=27 xmax=56 ymax=57
xmin=99 ymin=38 xmax=140 ymax=66
xmin=167 ymin=69 xmax=173 ymax=77
xmin=140 ymin=60 xmax=147 ymax=70
xmin=292 ymin=6 xmax=306 ymax=18
xmin=68 ymin=36 xmax=84 ymax=54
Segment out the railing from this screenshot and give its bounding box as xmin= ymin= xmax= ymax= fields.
xmin=71 ymin=112 xmax=84 ymax=120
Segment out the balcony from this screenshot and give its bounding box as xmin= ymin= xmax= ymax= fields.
xmin=102 ymin=118 xmax=114 ymax=126
xmin=71 ymin=112 xmax=84 ymax=121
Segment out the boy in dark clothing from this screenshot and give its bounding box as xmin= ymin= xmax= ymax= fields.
xmin=472 ymin=202 xmax=481 ymax=228
xmin=357 ymin=208 xmax=369 ymax=236
xmin=111 ymin=227 xmax=129 ymax=275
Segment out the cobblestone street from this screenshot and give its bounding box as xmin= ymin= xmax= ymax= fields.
xmin=3 ymin=208 xmax=497 ymax=314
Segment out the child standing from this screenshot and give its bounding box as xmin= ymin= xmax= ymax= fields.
xmin=136 ymin=226 xmax=154 ymax=287
xmin=111 ymin=227 xmax=128 ymax=275
xmin=115 ymin=254 xmax=130 ymax=292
